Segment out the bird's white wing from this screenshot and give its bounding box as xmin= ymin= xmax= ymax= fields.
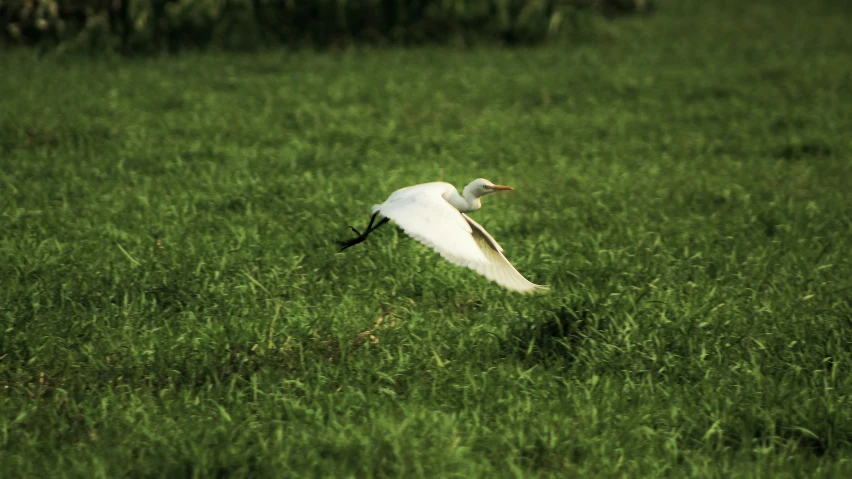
xmin=373 ymin=184 xmax=547 ymax=293
xmin=461 ymin=213 xmax=549 ymax=294
xmin=373 ymin=184 xmax=490 ymax=267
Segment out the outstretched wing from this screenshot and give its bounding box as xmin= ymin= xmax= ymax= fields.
xmin=461 ymin=213 xmax=549 ymax=294
xmin=373 ymin=184 xmax=547 ymax=293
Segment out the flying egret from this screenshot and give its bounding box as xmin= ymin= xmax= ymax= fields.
xmin=338 ymin=178 xmax=548 ymax=293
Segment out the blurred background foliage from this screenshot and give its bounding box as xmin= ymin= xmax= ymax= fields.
xmin=0 ymin=0 xmax=653 ymax=53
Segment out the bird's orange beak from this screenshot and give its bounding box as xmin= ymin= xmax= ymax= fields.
xmin=485 ymin=184 xmax=513 ymax=191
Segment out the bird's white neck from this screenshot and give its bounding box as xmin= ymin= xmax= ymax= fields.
xmin=445 ymin=188 xmax=481 ymax=213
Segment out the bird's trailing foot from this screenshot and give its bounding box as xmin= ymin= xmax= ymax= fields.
xmin=337 ymin=226 xmax=367 ymax=252
xmin=337 ymin=213 xmax=389 ymax=252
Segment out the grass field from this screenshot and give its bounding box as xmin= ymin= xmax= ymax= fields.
xmin=2 ymin=1 xmax=852 ymax=477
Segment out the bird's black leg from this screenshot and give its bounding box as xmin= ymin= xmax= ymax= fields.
xmin=337 ymin=212 xmax=390 ymax=252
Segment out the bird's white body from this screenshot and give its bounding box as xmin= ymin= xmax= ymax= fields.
xmin=370 ymin=179 xmax=548 ymax=293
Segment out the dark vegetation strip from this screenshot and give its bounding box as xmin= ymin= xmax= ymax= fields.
xmin=1 ymin=0 xmax=653 ymax=53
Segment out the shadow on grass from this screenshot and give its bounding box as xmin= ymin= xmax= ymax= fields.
xmin=506 ymin=299 xmax=602 ymax=365
xmin=718 ymin=417 xmax=842 ymax=458
xmin=774 ymin=141 xmax=833 ymax=160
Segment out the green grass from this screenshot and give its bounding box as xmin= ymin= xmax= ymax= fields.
xmin=2 ymin=1 xmax=852 ymax=477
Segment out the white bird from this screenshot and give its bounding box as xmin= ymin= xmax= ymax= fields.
xmin=338 ymin=178 xmax=548 ymax=293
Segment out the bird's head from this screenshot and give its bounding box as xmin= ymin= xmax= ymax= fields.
xmin=465 ymin=178 xmax=514 ymax=199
